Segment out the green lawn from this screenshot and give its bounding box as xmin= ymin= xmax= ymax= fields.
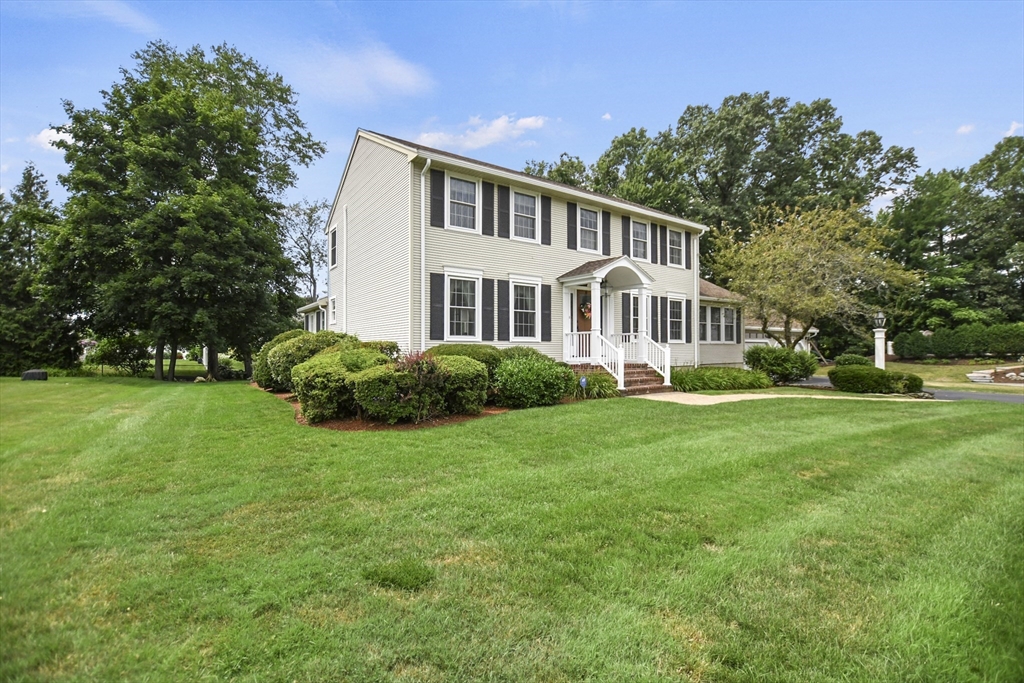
xmin=2 ymin=378 xmax=1022 ymax=682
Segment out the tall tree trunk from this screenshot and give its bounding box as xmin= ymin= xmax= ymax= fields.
xmin=168 ymin=340 xmax=178 ymax=381
xmin=243 ymin=350 xmax=253 ymax=379
xmin=206 ymin=345 xmax=219 ymax=380
xmin=154 ymin=337 xmax=164 ymax=381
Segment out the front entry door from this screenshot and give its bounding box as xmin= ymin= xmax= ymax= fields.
xmin=575 ymin=289 xmax=592 ymax=358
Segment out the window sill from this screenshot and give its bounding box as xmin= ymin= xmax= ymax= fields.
xmin=510 ymin=235 xmax=541 ymax=245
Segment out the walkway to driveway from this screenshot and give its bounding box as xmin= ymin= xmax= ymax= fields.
xmin=634 ymin=392 xmax=930 ymax=406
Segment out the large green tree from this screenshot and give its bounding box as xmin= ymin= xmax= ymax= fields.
xmin=718 ymin=205 xmax=915 ymax=349
xmin=0 ymin=164 xmax=79 ymax=375
xmin=45 ymin=42 xmax=323 ymax=379
xmin=527 ymin=93 xmax=917 ymax=279
xmin=881 ymin=136 xmax=1024 ymax=332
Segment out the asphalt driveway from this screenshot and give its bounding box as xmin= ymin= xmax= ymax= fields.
xmin=795 ymin=376 xmax=1024 ymax=404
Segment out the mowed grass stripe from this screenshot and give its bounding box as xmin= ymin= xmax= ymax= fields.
xmin=0 ymin=378 xmax=1021 ymax=682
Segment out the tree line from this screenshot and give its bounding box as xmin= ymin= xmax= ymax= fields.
xmin=1 ymin=42 xmax=331 ymax=378
xmin=526 ymin=92 xmax=1022 ymax=354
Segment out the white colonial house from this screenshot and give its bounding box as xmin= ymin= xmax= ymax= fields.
xmin=313 ymin=129 xmax=733 ymax=392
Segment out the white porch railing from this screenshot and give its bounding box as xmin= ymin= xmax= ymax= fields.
xmin=645 ymin=336 xmax=672 ymax=385
xmin=564 ymin=331 xmax=625 ymax=389
xmin=611 ymin=333 xmax=641 ymax=363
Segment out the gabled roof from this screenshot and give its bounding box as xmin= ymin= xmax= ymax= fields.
xmin=698 ymin=278 xmax=744 ymax=301
xmin=351 ymin=129 xmax=710 ymax=233
xmin=557 ymin=255 xmax=653 ymax=287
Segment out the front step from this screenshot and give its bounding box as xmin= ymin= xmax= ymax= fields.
xmin=621 ymin=383 xmax=674 ymax=396
xmin=570 ymin=362 xmax=673 ymax=396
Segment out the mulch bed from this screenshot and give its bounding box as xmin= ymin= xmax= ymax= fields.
xmin=259 ymin=385 xmax=509 ymax=431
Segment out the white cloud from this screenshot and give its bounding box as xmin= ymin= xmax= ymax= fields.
xmin=61 ymin=1 xmax=159 ymax=35
xmin=1005 ymin=121 xmax=1023 ymax=137
xmin=956 ymin=124 xmax=975 ymax=135
xmin=0 ymin=163 xmax=8 ymax=173
xmin=602 ymin=113 xmax=612 ymax=121
xmin=416 ymin=115 xmax=548 ymax=151
xmin=29 ymin=128 xmax=72 ymax=151
xmin=287 ymin=42 xmax=433 ymax=106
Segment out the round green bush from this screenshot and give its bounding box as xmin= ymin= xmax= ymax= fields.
xmin=744 ymin=346 xmax=818 ymax=384
xmin=435 ymin=355 xmax=488 ymax=415
xmin=833 ymin=353 xmax=872 ymax=367
xmin=828 ymin=366 xmax=924 ymax=394
xmin=292 ymin=354 xmax=353 ymax=423
xmin=253 ymin=329 xmax=306 ymax=389
xmin=494 ymin=357 xmax=575 ymax=409
xmin=429 ymin=344 xmax=503 ymax=381
xmin=569 ymin=371 xmax=621 ymax=399
xmin=360 ymin=340 xmax=401 ymax=360
xmin=268 ymin=331 xmax=357 ymax=392
xmin=500 ymin=346 xmax=549 ymax=362
xmin=670 ymin=367 xmax=773 ymax=392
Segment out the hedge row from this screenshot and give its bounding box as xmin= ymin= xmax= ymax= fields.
xmin=828 ymin=366 xmax=924 ymax=394
xmin=743 ymin=346 xmax=818 ymax=385
xmin=893 ymin=323 xmax=1024 ymax=360
xmin=833 ymin=353 xmax=873 ymax=367
xmin=670 ymin=367 xmax=773 ymax=392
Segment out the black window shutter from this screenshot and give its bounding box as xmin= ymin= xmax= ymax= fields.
xmin=497 ymin=186 xmax=510 ymax=238
xmin=622 ymin=292 xmax=630 ymax=334
xmin=736 ymin=307 xmax=743 ymax=344
xmin=482 ymin=278 xmax=494 ymax=341
xmin=650 ymin=223 xmax=659 ymax=264
xmin=429 ymin=273 xmax=445 ymax=340
xmin=650 ymin=296 xmax=659 ymax=342
xmin=602 ymin=211 xmax=612 ymax=256
xmin=482 ymin=182 xmax=495 ymax=236
xmin=621 ymin=216 xmax=631 ymax=256
xmin=685 ymin=299 xmax=693 ymax=344
xmin=660 ymin=226 xmax=668 ymax=265
xmin=541 ymin=196 xmax=552 ymax=245
xmin=430 ymin=170 xmax=445 ymax=228
xmin=685 ymin=231 xmax=692 ymax=269
xmin=541 ymin=284 xmax=552 ymax=341
xmin=660 ymin=297 xmax=669 ymax=344
xmin=497 ymin=279 xmax=510 ymax=341
xmin=566 ymin=202 xmax=577 ymax=250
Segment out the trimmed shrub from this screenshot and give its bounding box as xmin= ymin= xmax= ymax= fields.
xmin=929 ymin=327 xmax=961 ymax=359
xmin=670 ymin=367 xmax=773 ymax=392
xmin=833 ymin=353 xmax=873 ymax=367
xmin=435 ymin=355 xmax=488 ymax=415
xmin=91 ymin=334 xmax=152 ymax=377
xmin=569 ymin=371 xmax=621 ymax=399
xmin=494 ymin=356 xmax=575 ymax=408
xmin=361 ymin=340 xmax=401 ymax=360
xmin=429 ymin=344 xmax=503 ymax=380
xmin=339 ymin=347 xmax=389 ymax=373
xmin=292 ymin=353 xmax=354 ymax=423
xmin=987 ymin=323 xmax=1024 ymax=357
xmin=892 ymin=331 xmax=931 ymax=360
xmin=352 ymin=352 xmax=446 ymax=424
xmin=500 ymin=346 xmax=549 ymax=362
xmin=954 ymin=323 xmax=988 ymax=357
xmin=253 ymin=329 xmax=305 ymax=389
xmin=268 ymin=331 xmax=357 ymax=392
xmin=828 ymin=366 xmax=924 ymax=394
xmin=744 ymin=346 xmax=818 ymax=384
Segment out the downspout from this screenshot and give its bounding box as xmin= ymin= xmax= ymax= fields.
xmin=419 ymin=158 xmax=432 ymax=351
xmin=693 ymin=232 xmax=700 ymax=368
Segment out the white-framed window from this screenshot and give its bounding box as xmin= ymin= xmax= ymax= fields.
xmin=699 ymin=305 xmax=737 ymax=342
xmin=447 ymin=174 xmax=479 ymax=232
xmin=668 ymin=229 xmax=683 ymax=267
xmin=710 ymin=307 xmax=722 ymax=341
xmin=699 ymin=305 xmax=707 ymax=341
xmin=724 ymin=308 xmax=735 ymax=342
xmin=446 ymin=274 xmax=480 ymax=340
xmin=579 ymin=206 xmax=600 ymax=253
xmin=511 ymin=190 xmax=539 ymax=242
xmin=668 ymin=299 xmax=684 ymax=341
xmin=632 ymin=221 xmax=648 ymax=261
xmin=631 ymin=294 xmax=640 ymax=334
xmin=510 ymin=278 xmax=541 ymax=341
xmin=329 ymin=228 xmax=337 ymax=268
xmin=330 ymin=297 xmax=336 ymax=323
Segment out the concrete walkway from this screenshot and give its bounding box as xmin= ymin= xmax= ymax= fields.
xmin=634 ymin=391 xmax=930 ymax=406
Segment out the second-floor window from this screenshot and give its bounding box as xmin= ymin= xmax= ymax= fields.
xmin=329 ymin=229 xmax=337 ymax=267
xmin=579 ymin=207 xmax=599 ymax=252
xmin=513 ymin=192 xmax=537 ymax=241
xmin=668 ymin=229 xmax=683 ymax=266
xmin=632 ymin=221 xmax=648 ymax=261
xmin=449 ymin=177 xmax=477 ymax=231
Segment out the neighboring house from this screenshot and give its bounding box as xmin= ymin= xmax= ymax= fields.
xmin=298 ymin=297 xmax=329 ymax=332
xmin=310 ymin=129 xmax=712 ymax=391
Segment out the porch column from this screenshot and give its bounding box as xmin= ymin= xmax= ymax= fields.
xmin=608 ymin=292 xmax=616 ymax=342
xmin=637 ymin=288 xmax=649 ymax=363
xmin=562 ymin=287 xmax=572 ymax=361
xmin=590 ymin=280 xmax=602 ymax=362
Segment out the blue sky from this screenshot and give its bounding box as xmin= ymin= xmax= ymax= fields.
xmin=1 ymin=0 xmax=1022 ymax=208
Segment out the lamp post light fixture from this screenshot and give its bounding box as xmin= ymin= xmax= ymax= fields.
xmin=873 ymin=311 xmax=887 ymax=370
